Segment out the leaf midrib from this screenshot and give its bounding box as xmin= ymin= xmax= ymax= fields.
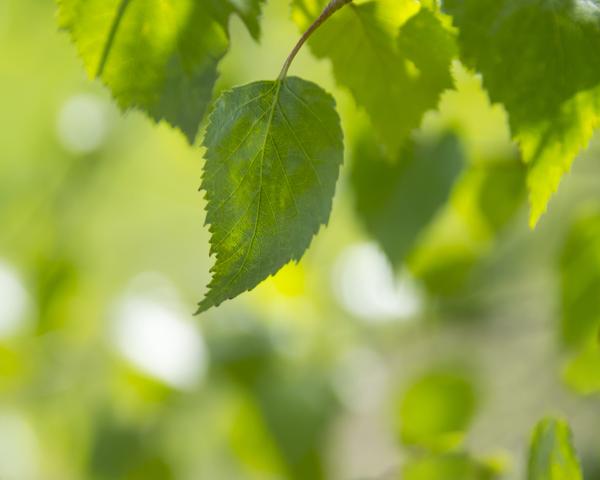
xmin=96 ymin=0 xmax=132 ymax=76
xmin=214 ymin=80 xmax=283 ymax=293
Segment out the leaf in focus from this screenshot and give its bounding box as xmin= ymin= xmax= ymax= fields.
xmin=396 ymin=369 xmax=478 ymax=451
xmin=291 ymin=0 xmax=456 ymax=155
xmin=57 ymin=0 xmax=265 ymax=142
xmin=527 ymin=417 xmax=583 ymax=480
xmin=351 ymin=131 xmax=464 ymax=268
xmin=198 ymin=77 xmax=343 ymax=312
xmin=559 ymin=211 xmax=600 ymax=348
xmin=444 ymin=0 xmax=600 ymax=226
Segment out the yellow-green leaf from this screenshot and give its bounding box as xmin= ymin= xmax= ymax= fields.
xmin=57 ymin=0 xmax=265 ymax=142
xmin=528 ymin=417 xmax=583 ymax=480
xmin=291 ymin=0 xmax=456 ymax=155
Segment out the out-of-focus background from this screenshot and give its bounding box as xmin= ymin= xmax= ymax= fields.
xmin=2 ymin=1 xmax=600 ymax=479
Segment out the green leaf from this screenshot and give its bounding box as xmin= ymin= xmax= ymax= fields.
xmin=403 ymin=453 xmax=499 ymax=480
xmin=57 ymin=0 xmax=265 ymax=142
xmin=396 ymin=368 xmax=478 ymax=451
xmin=528 ymin=417 xmax=583 ymax=480
xmin=444 ymin=0 xmax=600 ymax=226
xmin=559 ymin=211 xmax=600 ymax=395
xmin=408 ymin=66 xmax=527 ymax=297
xmin=563 ymin=345 xmax=600 ymax=395
xmin=408 ymin=158 xmax=526 ymax=297
xmin=198 ymin=77 xmax=343 ymax=312
xmin=351 ymin=131 xmax=464 ymax=268
xmin=291 ymin=0 xmax=456 ymax=155
xmin=560 ymin=211 xmax=600 ymax=348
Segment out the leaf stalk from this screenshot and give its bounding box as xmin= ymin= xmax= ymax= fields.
xmin=278 ymin=0 xmax=353 ymax=80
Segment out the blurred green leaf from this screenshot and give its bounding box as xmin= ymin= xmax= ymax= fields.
xmin=559 ymin=211 xmax=600 ymax=349
xmin=198 ymin=77 xmax=343 ymax=312
xmin=351 ymin=131 xmax=464 ymax=268
xmin=396 ymin=369 xmax=478 ymax=451
xmin=90 ymin=413 xmax=173 ymax=480
xmin=403 ymin=453 xmax=498 ymax=480
xmin=227 ymin=392 xmax=288 ymax=478
xmin=291 ymin=0 xmax=456 ymax=154
xmin=57 ymin=0 xmax=265 ymax=142
xmin=207 ymin=321 xmax=274 ymax=386
xmin=527 ymin=417 xmax=583 ymax=480
xmin=255 ymin=371 xmax=337 ymax=480
xmin=444 ymin=0 xmax=600 ymax=226
xmin=563 ymin=345 xmax=600 ymax=395
xmin=33 ymin=252 xmax=79 ymax=333
xmin=409 ymin=156 xmax=526 ymax=297
xmin=207 ymin=319 xmax=337 ymax=480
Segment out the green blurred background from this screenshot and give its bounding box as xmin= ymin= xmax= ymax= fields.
xmin=2 ymin=1 xmax=600 ymax=479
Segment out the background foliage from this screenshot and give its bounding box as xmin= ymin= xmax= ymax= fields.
xmin=1 ymin=0 xmax=600 ymax=478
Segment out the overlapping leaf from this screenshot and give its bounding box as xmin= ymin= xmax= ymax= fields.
xmin=528 ymin=417 xmax=583 ymax=480
xmin=444 ymin=0 xmax=600 ymax=226
xmin=198 ymin=77 xmax=343 ymax=312
xmin=351 ymin=131 xmax=464 ymax=268
xmin=291 ymin=0 xmax=456 ymax=155
xmin=57 ymin=0 xmax=265 ymax=142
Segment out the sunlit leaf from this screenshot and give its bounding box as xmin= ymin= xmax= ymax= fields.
xmin=563 ymin=345 xmax=600 ymax=395
xmin=351 ymin=131 xmax=464 ymax=268
xmin=444 ymin=0 xmax=600 ymax=226
xmin=527 ymin=417 xmax=583 ymax=480
xmin=57 ymin=0 xmax=265 ymax=142
xmin=559 ymin=211 xmax=600 ymax=348
xmin=403 ymin=453 xmax=499 ymax=480
xmin=559 ymin=211 xmax=600 ymax=394
xmin=291 ymin=0 xmax=456 ymax=154
xmin=198 ymin=77 xmax=343 ymax=312
xmin=408 ymin=67 xmax=527 ymax=297
xmin=396 ymin=368 xmax=478 ymax=451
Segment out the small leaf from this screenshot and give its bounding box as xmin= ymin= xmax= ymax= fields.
xmin=563 ymin=345 xmax=600 ymax=395
xmin=559 ymin=211 xmax=600 ymax=394
xmin=351 ymin=131 xmax=464 ymax=268
xmin=527 ymin=417 xmax=583 ymax=480
xmin=198 ymin=77 xmax=343 ymax=312
xmin=403 ymin=453 xmax=499 ymax=480
xmin=291 ymin=0 xmax=456 ymax=155
xmin=57 ymin=0 xmax=265 ymax=142
xmin=560 ymin=211 xmax=600 ymax=348
xmin=396 ymin=368 xmax=478 ymax=451
xmin=444 ymin=0 xmax=600 ymax=226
